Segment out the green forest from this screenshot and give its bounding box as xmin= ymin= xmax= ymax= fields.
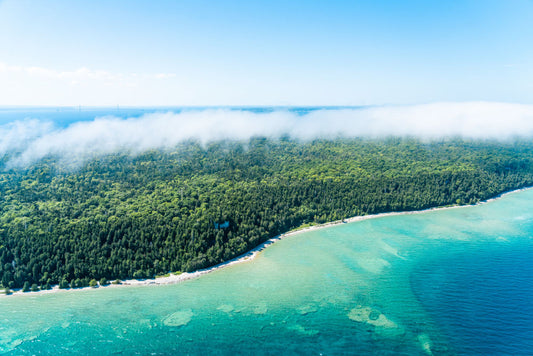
xmin=1 ymin=137 xmax=533 ymax=291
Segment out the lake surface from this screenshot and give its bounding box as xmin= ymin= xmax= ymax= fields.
xmin=1 ymin=189 xmax=532 ymax=355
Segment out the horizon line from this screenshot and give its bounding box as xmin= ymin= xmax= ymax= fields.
xmin=0 ymin=100 xmax=531 ymax=110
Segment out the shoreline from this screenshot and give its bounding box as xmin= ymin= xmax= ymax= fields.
xmin=2 ymin=186 xmax=531 ymax=298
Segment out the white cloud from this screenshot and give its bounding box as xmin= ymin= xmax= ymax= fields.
xmin=0 ymin=62 xmax=180 ymax=106
xmin=2 ymin=102 xmax=533 ymax=168
xmin=154 ymin=73 xmax=176 ymax=79
xmin=0 ymin=119 xmax=54 ymax=155
xmin=0 ymin=61 xmax=175 ymax=86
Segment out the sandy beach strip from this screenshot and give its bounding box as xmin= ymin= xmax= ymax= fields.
xmin=2 ymin=186 xmax=531 ymax=298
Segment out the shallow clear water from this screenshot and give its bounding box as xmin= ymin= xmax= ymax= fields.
xmin=1 ymin=189 xmax=532 ymax=355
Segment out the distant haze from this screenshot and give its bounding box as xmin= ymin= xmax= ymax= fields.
xmin=1 ymin=102 xmax=533 ymax=168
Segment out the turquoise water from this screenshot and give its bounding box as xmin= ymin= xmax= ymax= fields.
xmin=1 ymin=189 xmax=532 ymax=355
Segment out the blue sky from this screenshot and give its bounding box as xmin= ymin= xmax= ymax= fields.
xmin=0 ymin=0 xmax=531 ymax=106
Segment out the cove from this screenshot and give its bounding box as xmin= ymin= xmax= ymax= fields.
xmin=1 ymin=189 xmax=532 ymax=355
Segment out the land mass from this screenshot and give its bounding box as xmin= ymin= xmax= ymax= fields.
xmin=2 ymin=137 xmax=533 ymax=292
xmin=3 ymin=185 xmax=529 ymax=297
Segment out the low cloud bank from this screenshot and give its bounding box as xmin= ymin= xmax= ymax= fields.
xmin=2 ymin=102 xmax=533 ymax=168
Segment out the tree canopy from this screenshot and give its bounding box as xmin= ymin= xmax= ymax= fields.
xmin=1 ymin=137 xmax=533 ymax=289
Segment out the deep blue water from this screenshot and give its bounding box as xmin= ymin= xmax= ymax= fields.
xmin=411 ymin=239 xmax=533 ymax=355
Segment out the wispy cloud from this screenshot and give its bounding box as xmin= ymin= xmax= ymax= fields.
xmin=2 ymin=102 xmax=533 ymax=168
xmin=0 ymin=62 xmax=175 ymax=86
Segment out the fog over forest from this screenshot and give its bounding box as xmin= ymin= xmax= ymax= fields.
xmin=1 ymin=102 xmax=532 ymax=167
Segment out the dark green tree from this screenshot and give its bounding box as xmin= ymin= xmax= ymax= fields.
xmin=22 ymin=281 xmax=30 ymax=292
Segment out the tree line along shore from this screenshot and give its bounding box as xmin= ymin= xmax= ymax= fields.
xmin=2 ymin=137 xmax=533 ymax=293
